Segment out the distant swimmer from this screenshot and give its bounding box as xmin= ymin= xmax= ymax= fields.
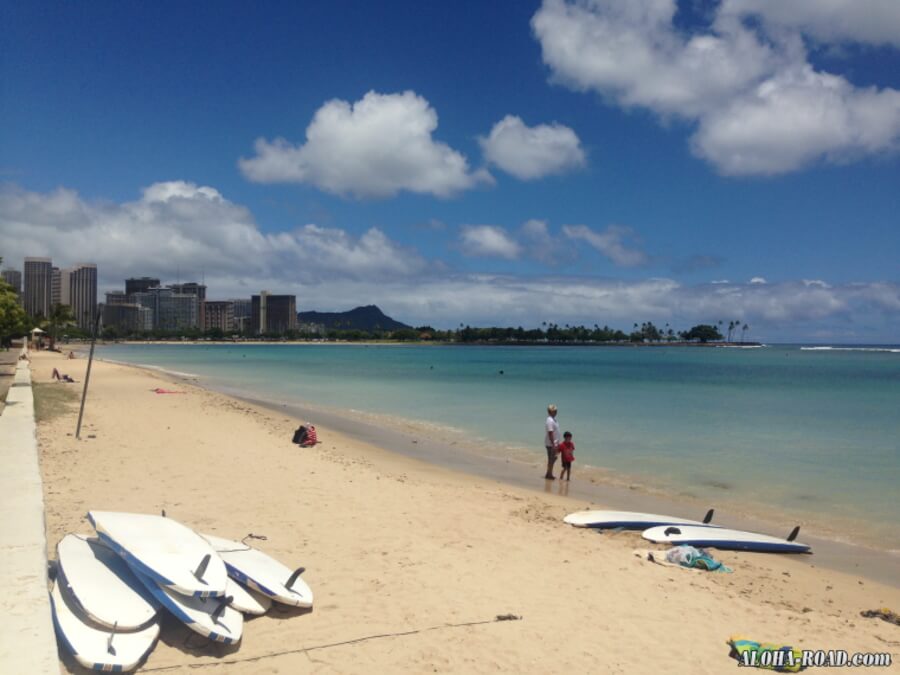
xmin=499 ymin=370 xmax=504 ymax=375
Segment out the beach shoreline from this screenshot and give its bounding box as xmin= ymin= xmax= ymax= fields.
xmin=32 ymin=350 xmax=900 ymax=673
xmin=94 ymin=348 xmax=900 ymax=586
xmin=230 ymin=390 xmax=900 ymax=589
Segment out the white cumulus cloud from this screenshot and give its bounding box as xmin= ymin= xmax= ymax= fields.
xmin=562 ymin=224 xmax=648 ymax=267
xmin=479 ymin=115 xmax=586 ymax=180
xmin=239 ymin=91 xmax=492 ymax=198
xmin=3 ymin=181 xmax=899 ymax=341
xmin=531 ymin=0 xmax=900 ymax=175
xmin=459 ymin=225 xmax=522 ymax=259
xmin=720 ymin=0 xmax=900 ymax=48
xmin=692 ymin=64 xmax=900 ymax=175
xmin=0 ymin=181 xmax=425 ymax=295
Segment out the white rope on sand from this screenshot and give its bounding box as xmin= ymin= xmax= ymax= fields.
xmin=140 ymin=614 xmax=523 ymax=672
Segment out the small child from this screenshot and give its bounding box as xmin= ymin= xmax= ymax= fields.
xmin=558 ymin=431 xmax=575 ymax=481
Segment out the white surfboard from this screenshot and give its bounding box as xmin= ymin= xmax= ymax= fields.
xmin=56 ymin=534 xmax=160 ymax=630
xmin=50 ymin=581 xmax=160 ymax=672
xmin=563 ymin=508 xmax=717 ymax=529
xmin=641 ymin=524 xmax=811 ymax=553
xmin=89 ymin=511 xmax=228 ymax=598
xmin=226 ymin=577 xmax=272 ymax=616
xmin=202 ymin=534 xmax=313 ymax=608
xmin=132 ymin=569 xmax=244 ymax=644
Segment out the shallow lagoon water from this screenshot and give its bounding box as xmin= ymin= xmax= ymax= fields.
xmin=97 ymin=343 xmax=900 ymax=550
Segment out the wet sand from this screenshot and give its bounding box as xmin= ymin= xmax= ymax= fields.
xmin=217 ymin=384 xmax=900 ymax=589
xmin=32 ymin=351 xmax=900 ymax=673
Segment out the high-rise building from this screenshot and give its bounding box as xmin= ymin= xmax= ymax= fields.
xmin=204 ymin=301 xmax=234 ymax=333
xmin=230 ymin=298 xmax=252 ymax=332
xmin=170 ymin=282 xmax=207 ymax=327
xmin=105 ymin=291 xmax=129 ymax=305
xmin=158 ymin=293 xmax=199 ymax=332
xmin=125 ymin=277 xmax=160 ymax=296
xmin=69 ymin=264 xmax=98 ymax=330
xmin=51 ymin=267 xmax=61 ymax=307
xmin=102 ymin=303 xmax=153 ymax=333
xmin=1 ymin=269 xmax=22 ymax=295
xmin=24 ymin=257 xmax=53 ymax=319
xmin=251 ymin=292 xmax=297 ymax=335
xmin=59 ymin=268 xmax=72 ymax=307
xmin=131 ymin=287 xmax=198 ymax=332
xmin=131 ymin=290 xmax=161 ymax=327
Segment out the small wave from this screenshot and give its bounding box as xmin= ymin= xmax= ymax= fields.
xmin=800 ymin=346 xmax=900 ymax=353
xmin=102 ymin=358 xmax=201 ymax=378
xmin=143 ymin=365 xmax=201 ymax=378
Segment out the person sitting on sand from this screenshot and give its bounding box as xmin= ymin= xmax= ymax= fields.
xmin=558 ymin=431 xmax=575 ymax=481
xmin=544 ymin=404 xmax=560 ymax=480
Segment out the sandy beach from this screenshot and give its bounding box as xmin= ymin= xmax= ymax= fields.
xmin=31 ymin=350 xmax=899 ymax=673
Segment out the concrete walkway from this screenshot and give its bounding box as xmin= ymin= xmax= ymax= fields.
xmin=0 ymin=356 xmax=60 ymax=673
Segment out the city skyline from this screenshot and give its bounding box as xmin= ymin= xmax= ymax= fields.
xmin=2 ymin=2 xmax=899 ymax=342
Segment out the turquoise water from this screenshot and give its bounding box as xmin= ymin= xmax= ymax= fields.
xmin=96 ymin=343 xmax=900 ymax=548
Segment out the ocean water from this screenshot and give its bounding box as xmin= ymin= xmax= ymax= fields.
xmin=95 ymin=343 xmax=900 ymax=549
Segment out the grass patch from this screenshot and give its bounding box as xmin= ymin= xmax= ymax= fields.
xmin=32 ymin=382 xmax=80 ymax=423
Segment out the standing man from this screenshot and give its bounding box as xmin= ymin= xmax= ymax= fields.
xmin=544 ymin=404 xmax=560 ymax=480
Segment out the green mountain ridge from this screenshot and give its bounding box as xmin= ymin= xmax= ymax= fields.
xmin=297 ymin=305 xmax=411 ymax=332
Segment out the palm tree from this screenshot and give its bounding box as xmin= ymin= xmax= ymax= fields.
xmin=741 ymin=323 xmax=749 ymax=343
xmin=44 ymin=303 xmax=75 ymax=350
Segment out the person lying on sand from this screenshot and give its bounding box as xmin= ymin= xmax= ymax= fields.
xmin=51 ymin=367 xmax=76 ymax=383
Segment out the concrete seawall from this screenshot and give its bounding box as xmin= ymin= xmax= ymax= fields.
xmin=0 ymin=357 xmax=59 ymax=673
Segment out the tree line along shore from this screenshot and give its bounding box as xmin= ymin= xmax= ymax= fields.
xmin=65 ymin=323 xmax=760 ymax=347
xmin=2 ymin=274 xmax=755 ymax=347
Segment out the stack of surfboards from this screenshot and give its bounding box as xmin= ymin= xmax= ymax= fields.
xmin=563 ymin=507 xmax=811 ymax=554
xmin=49 ymin=511 xmax=314 ymax=672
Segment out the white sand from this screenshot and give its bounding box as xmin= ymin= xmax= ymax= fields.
xmin=33 ymin=351 xmax=899 ymax=673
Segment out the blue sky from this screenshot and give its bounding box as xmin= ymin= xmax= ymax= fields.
xmin=1 ymin=0 xmax=899 ymax=341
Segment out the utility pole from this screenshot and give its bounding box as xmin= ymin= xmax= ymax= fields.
xmin=76 ymin=304 xmax=103 ymax=440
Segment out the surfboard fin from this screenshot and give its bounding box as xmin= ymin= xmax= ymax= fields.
xmin=193 ymin=554 xmax=211 ymax=584
xmin=286 ymin=567 xmax=306 ymax=590
xmin=107 ymin=621 xmax=118 ymax=655
xmin=787 ymin=526 xmax=800 ymax=542
xmin=664 ymin=526 xmax=681 ymax=536
xmin=702 ymin=508 xmax=714 ymax=524
xmin=212 ymin=596 xmax=232 ymax=625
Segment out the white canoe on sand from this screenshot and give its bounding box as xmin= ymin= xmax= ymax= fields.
xmin=56 ymin=534 xmax=160 ymax=630
xmin=50 ymin=580 xmax=160 ymax=672
xmin=132 ymin=568 xmax=244 ymax=644
xmin=641 ymin=524 xmax=811 ymax=553
xmin=202 ymin=533 xmax=313 ymax=608
xmin=89 ymin=511 xmax=228 ymax=598
xmin=563 ymin=508 xmax=717 ymax=529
